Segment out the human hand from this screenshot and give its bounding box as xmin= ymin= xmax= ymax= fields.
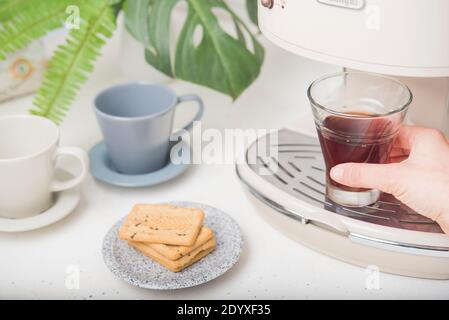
xmin=330 ymin=126 xmax=449 ymax=234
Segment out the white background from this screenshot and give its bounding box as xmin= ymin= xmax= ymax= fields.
xmin=0 ymin=17 xmax=449 ymax=299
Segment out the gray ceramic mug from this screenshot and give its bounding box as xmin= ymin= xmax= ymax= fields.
xmin=93 ymin=82 xmax=204 ymax=175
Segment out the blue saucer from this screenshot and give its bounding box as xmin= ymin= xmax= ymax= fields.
xmin=89 ymin=141 xmax=191 ymax=188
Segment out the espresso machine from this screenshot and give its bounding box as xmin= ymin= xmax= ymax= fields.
xmin=236 ymin=0 xmax=449 ymax=279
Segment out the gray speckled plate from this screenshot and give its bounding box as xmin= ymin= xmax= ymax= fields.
xmin=102 ymin=201 xmax=243 ymax=290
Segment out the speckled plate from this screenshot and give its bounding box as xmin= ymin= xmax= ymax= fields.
xmin=102 ymin=201 xmax=243 ymax=290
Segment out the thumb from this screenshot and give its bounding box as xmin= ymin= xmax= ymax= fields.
xmin=330 ymin=163 xmax=403 ymax=194
xmin=436 ymin=214 xmax=449 ymax=235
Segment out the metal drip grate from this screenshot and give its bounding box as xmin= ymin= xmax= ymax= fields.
xmin=247 ymin=129 xmax=443 ymax=234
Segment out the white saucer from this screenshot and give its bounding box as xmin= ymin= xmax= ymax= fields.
xmin=0 ymin=175 xmax=81 ymax=233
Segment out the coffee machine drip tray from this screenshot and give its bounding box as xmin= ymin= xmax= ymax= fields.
xmin=236 ymin=129 xmax=449 ymax=278
xmin=246 ymin=129 xmax=442 ymax=233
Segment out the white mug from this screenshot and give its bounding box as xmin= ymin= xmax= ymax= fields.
xmin=0 ymin=115 xmax=89 ymax=219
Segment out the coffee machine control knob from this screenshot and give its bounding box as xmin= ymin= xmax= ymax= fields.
xmin=261 ymin=0 xmax=274 ymax=9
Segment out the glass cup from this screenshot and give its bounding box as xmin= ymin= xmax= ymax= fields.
xmin=308 ymin=72 xmax=412 ymax=207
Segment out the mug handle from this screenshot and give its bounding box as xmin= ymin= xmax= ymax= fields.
xmin=172 ymin=94 xmax=204 ymax=136
xmin=50 ymin=147 xmax=89 ymax=192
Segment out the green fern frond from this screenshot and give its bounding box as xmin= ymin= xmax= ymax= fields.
xmin=0 ymin=0 xmax=79 ymax=60
xmin=30 ymin=1 xmax=116 ymax=124
xmin=0 ymin=0 xmax=28 ymax=22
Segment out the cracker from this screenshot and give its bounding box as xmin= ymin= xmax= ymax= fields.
xmin=129 ymin=236 xmax=216 ymax=272
xmin=139 ymin=226 xmax=213 ymax=261
xmin=119 ymin=204 xmax=204 ymax=246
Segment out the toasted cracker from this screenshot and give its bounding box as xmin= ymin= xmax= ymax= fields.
xmin=129 ymin=236 xmax=216 ymax=272
xmin=119 ymin=204 xmax=204 ymax=246
xmin=137 ymin=226 xmax=213 ymax=261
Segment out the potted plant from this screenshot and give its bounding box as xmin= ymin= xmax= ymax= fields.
xmin=0 ymin=0 xmax=263 ymax=124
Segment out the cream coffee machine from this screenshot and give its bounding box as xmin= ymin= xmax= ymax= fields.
xmin=236 ymin=0 xmax=449 ymax=279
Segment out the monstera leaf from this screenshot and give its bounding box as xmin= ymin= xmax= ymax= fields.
xmin=125 ymin=0 xmax=176 ymax=77
xmin=246 ymin=0 xmax=258 ymax=25
xmin=125 ymin=0 xmax=264 ymax=99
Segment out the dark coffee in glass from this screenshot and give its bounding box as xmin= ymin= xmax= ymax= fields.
xmin=317 ymin=114 xmax=395 ymax=192
xmin=308 ymin=73 xmax=412 ymax=207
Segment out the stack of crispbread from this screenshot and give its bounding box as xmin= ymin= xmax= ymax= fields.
xmin=119 ymin=204 xmax=216 ymax=272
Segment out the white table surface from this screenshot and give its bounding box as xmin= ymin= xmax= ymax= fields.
xmin=1 ymin=26 xmax=449 ymax=300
